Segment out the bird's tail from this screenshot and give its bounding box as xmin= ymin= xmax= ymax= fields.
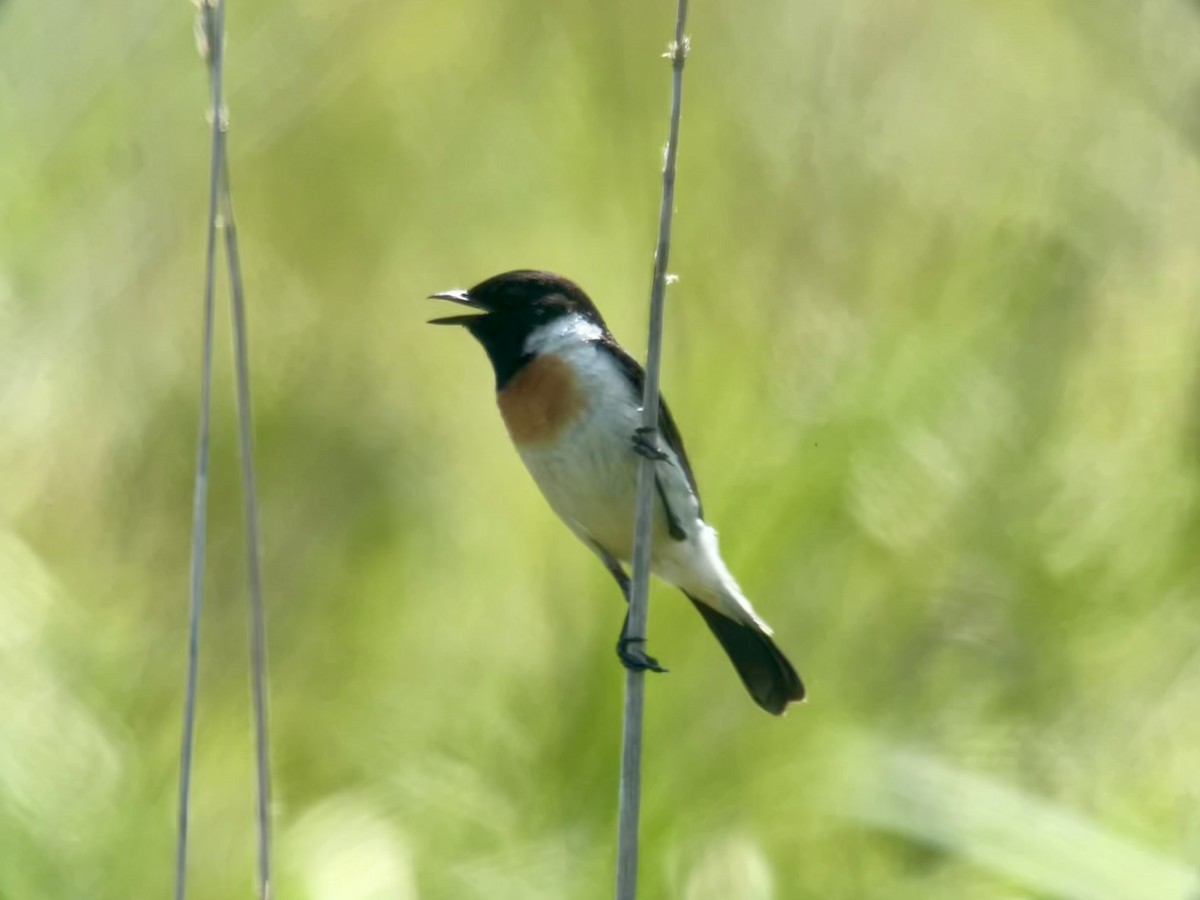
xmin=686 ymin=593 xmax=805 ymax=715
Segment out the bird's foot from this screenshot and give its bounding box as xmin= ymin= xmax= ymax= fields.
xmin=631 ymin=426 xmax=670 ymax=462
xmin=616 ymin=636 xmax=668 ymax=673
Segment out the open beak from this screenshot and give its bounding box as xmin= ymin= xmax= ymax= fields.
xmin=428 ymin=288 xmax=486 ymax=325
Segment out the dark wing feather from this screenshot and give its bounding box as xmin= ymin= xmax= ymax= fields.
xmin=595 ymin=335 xmax=703 ymax=517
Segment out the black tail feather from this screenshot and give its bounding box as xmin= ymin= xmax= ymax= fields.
xmin=686 ymin=594 xmax=805 ymax=715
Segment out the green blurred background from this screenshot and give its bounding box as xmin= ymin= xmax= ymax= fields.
xmin=3 ymin=0 xmax=1200 ymax=897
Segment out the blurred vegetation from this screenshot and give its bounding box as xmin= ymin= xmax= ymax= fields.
xmin=3 ymin=0 xmax=1200 ymax=897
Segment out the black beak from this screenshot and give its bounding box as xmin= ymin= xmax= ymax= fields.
xmin=428 ymin=288 xmax=486 ymax=325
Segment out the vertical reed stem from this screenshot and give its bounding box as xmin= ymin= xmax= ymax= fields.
xmin=615 ymin=3 xmax=690 ymax=898
xmin=174 ymin=2 xmax=225 ymax=898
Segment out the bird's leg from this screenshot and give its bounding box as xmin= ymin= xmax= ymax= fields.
xmin=596 ymin=546 xmax=631 ymax=600
xmin=617 ymin=611 xmax=668 ymax=673
xmin=588 ymin=540 xmax=668 ymax=673
xmin=631 ymin=425 xmax=670 ymax=462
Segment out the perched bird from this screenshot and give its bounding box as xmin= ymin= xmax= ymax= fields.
xmin=428 ymin=270 xmax=805 ymax=714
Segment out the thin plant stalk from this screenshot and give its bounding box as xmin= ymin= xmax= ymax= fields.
xmin=174 ymin=2 xmax=225 ymax=899
xmin=615 ymin=2 xmax=690 ymax=898
xmin=221 ymin=159 xmax=274 ymax=900
xmin=176 ymin=3 xmax=274 ymax=898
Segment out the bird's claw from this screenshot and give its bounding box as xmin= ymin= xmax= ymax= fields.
xmin=631 ymin=426 xmax=670 ymax=462
xmin=616 ymin=636 xmax=669 ymax=673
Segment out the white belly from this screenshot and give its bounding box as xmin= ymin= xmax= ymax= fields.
xmin=516 ymin=380 xmax=649 ymax=559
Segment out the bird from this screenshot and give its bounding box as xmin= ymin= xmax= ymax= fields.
xmin=428 ymin=270 xmax=805 ymax=715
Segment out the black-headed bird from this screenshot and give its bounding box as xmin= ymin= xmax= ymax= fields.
xmin=429 ymin=270 xmax=804 ymax=714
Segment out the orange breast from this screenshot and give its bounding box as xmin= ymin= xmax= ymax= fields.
xmin=497 ymin=354 xmax=587 ymax=445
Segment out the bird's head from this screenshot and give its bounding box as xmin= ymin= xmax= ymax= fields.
xmin=429 ymin=270 xmax=602 ymax=329
xmin=428 ymin=270 xmax=608 ymax=386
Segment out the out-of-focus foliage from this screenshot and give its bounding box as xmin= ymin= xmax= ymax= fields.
xmin=2 ymin=1 xmax=1200 ymax=897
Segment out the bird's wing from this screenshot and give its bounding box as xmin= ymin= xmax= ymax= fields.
xmin=595 ymin=335 xmax=704 ymax=518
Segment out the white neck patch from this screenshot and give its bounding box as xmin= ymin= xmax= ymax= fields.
xmin=523 ymin=314 xmax=604 ymax=356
